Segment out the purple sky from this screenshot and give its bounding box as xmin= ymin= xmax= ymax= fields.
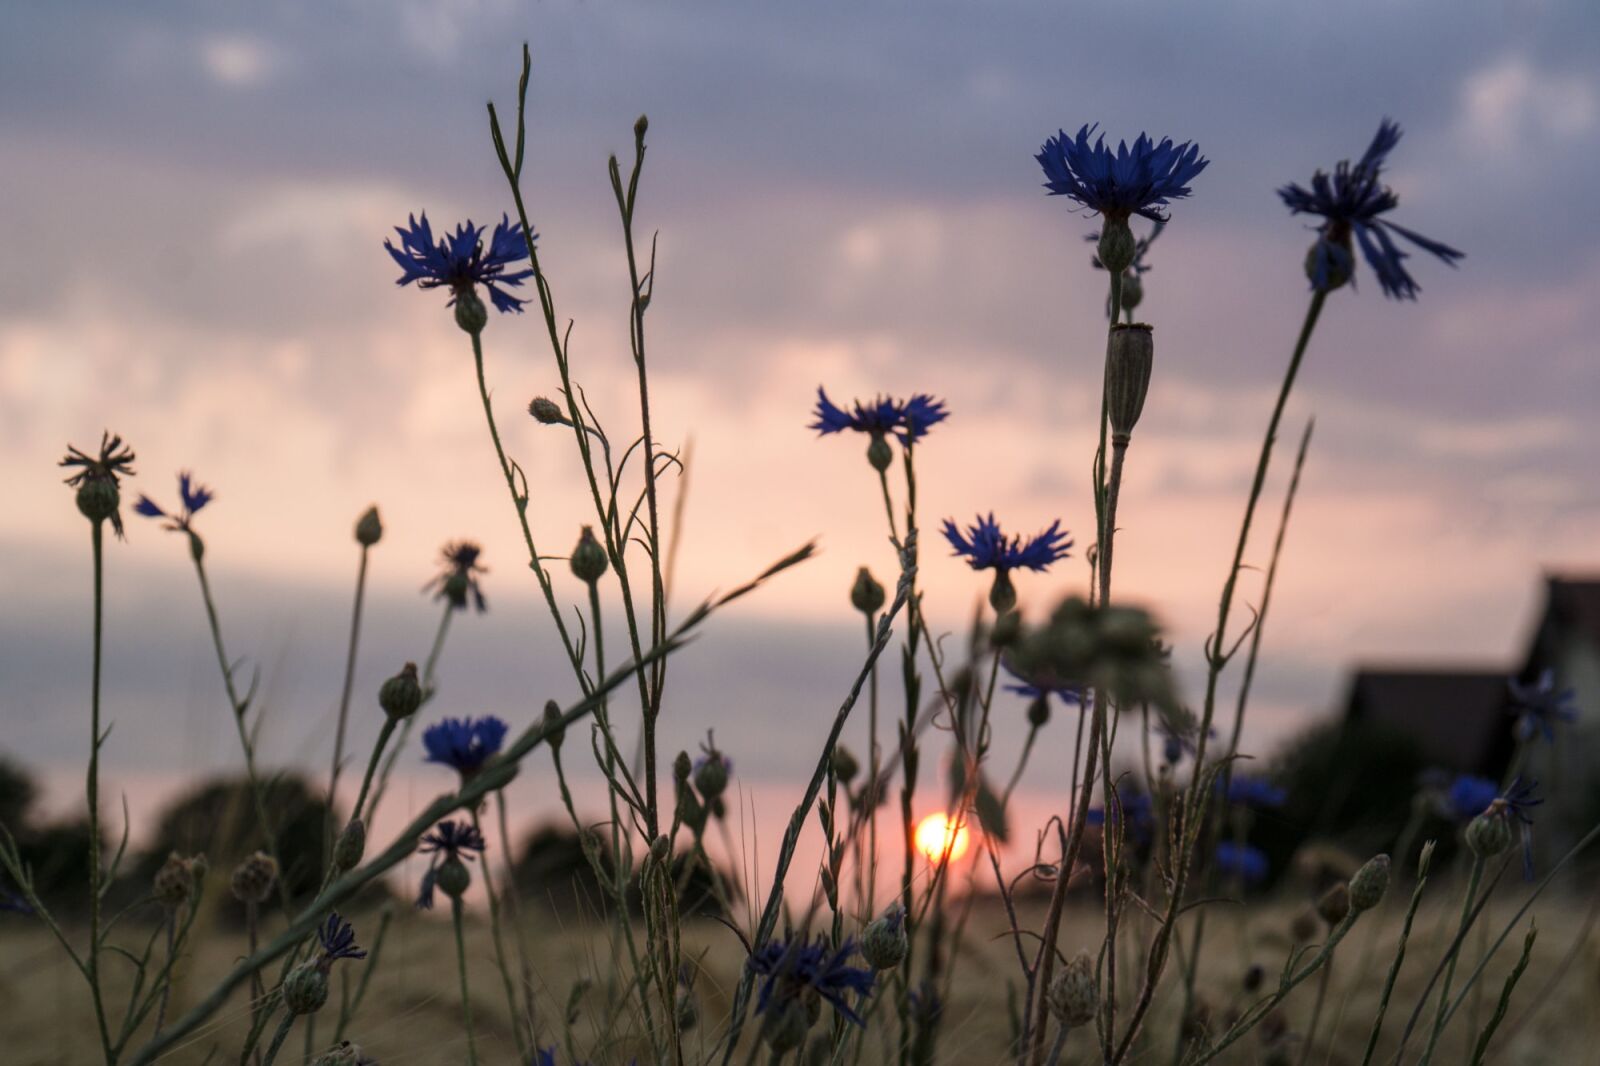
xmin=3 ymin=2 xmax=1598 ymax=856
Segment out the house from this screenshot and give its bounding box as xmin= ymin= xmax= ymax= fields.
xmin=1342 ymin=668 xmax=1513 ymax=777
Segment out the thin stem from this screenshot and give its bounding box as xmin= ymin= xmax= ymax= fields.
xmin=327 ymin=544 xmax=371 ymax=851
xmin=261 ymin=1013 xmax=295 ymax=1066
xmin=154 ymin=914 xmax=175 ymax=1036
xmin=365 ymin=602 xmax=453 ymax=827
xmin=86 ymin=519 xmax=112 ymax=1060
xmin=1419 ymin=856 xmax=1485 ymax=1065
xmin=1357 ymin=851 xmax=1432 ymax=1066
xmin=452 ymin=894 xmax=480 ymax=1066
xmin=473 ymin=808 xmax=528 ymax=1062
xmin=349 ymin=717 xmax=397 ymax=826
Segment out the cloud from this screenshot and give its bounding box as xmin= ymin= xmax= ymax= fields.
xmin=198 ymin=34 xmax=278 ymax=87
xmin=1459 ymin=54 xmax=1596 ymax=151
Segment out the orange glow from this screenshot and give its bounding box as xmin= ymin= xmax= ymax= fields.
xmin=914 ymin=812 xmax=970 ymax=864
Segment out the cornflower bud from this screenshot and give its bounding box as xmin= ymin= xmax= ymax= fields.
xmin=435 ymin=855 xmax=471 ymax=899
xmin=542 ymin=699 xmax=566 ymax=751
xmin=1466 ymin=807 xmax=1513 ymax=858
xmin=1107 ymin=324 xmax=1154 ymax=441
xmin=230 ymin=851 xmax=279 ymax=904
xmin=354 ymin=506 xmax=383 ymax=547
xmin=831 ymin=744 xmax=860 ymax=785
xmin=154 ymin=852 xmax=204 ymax=909
xmin=284 ymin=962 xmax=330 ymax=1015
xmin=378 ymin=663 xmax=423 ymax=720
xmin=333 ymin=818 xmax=366 ymax=873
xmin=529 ymin=396 xmax=568 ymax=425
xmin=453 ymin=287 xmax=488 ymax=335
xmin=673 ymin=750 xmax=693 ymax=784
xmin=1349 ymin=854 xmax=1390 ymax=912
xmin=1048 ymin=950 xmax=1099 ymax=1027
xmin=1097 ymin=218 xmax=1137 ymax=276
xmin=570 ymin=526 xmax=609 ymax=585
xmin=866 ymin=433 xmax=893 ymax=474
xmin=1120 ymin=269 xmax=1144 ymax=313
xmin=1242 ymin=963 xmax=1264 ymax=993
xmin=1026 ymin=696 xmax=1050 ymax=729
xmin=861 ymin=904 xmax=908 ymax=971
xmin=694 ymin=739 xmax=731 ymax=801
xmin=850 ymin=567 xmax=886 ymax=616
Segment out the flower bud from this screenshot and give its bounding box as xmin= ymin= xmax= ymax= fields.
xmin=187 ymin=529 xmax=206 ymax=562
xmin=1305 ymin=232 xmax=1354 ymax=293
xmin=378 ymin=663 xmax=423 ymax=720
xmin=673 ymin=750 xmax=693 ymax=784
xmin=830 ymin=744 xmax=860 ymax=785
xmin=1466 ymin=808 xmax=1513 ymax=858
xmin=542 ymin=700 xmax=566 ymax=751
xmin=453 ymin=288 xmax=488 ymax=335
xmin=850 ymin=567 xmax=886 ymax=616
xmin=861 ymin=905 xmax=908 ymax=971
xmin=634 ymin=114 xmax=649 ymax=139
xmin=1047 ymin=950 xmax=1099 ymax=1027
xmin=1026 ymin=696 xmax=1050 ymax=729
xmin=1107 ymin=324 xmax=1154 ymax=442
xmin=866 ymin=433 xmax=893 ymax=473
xmin=1097 ymin=219 xmax=1137 ymax=276
xmin=154 ymin=852 xmax=203 ymax=909
xmin=570 ymin=526 xmax=609 ymax=585
xmin=230 ymin=851 xmax=279 ymax=904
xmin=695 ymin=750 xmax=730 ymax=801
xmin=1119 ymin=270 xmax=1144 ymax=313
xmin=989 ymin=570 xmax=1017 ymax=615
xmin=333 ymin=818 xmax=366 ymax=873
xmin=284 ymin=961 xmax=330 ymax=1015
xmin=436 ymin=855 xmax=471 ymax=899
xmin=76 ymin=478 xmax=120 ymax=526
xmin=528 ymin=396 xmax=568 ymax=425
xmin=1348 ymin=854 xmax=1390 ymax=913
xmin=1316 ymin=882 xmax=1350 ymax=926
xmin=354 ymin=506 xmax=383 ymax=547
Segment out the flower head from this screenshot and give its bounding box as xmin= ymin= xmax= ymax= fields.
xmin=810 ymin=388 xmax=948 ymax=446
xmin=385 ymin=212 xmax=534 ymax=314
xmin=1214 ymin=841 xmax=1269 ymax=886
xmin=1486 ymin=778 xmax=1543 ymax=879
xmin=60 ymin=432 xmax=137 ymax=537
xmin=1444 ymin=774 xmax=1500 ymax=823
xmin=747 ymin=935 xmax=876 ymax=1026
xmin=422 ymin=716 xmax=508 ymax=777
xmin=425 ymin=540 xmax=488 ymax=613
xmin=314 ymin=912 xmax=368 ymax=968
xmin=1225 ymin=775 xmax=1287 ymax=810
xmin=943 ymin=514 xmax=1072 ymax=574
xmin=415 ymin=819 xmax=486 ymax=910
xmin=1036 ymin=125 xmax=1207 ymax=223
xmin=1507 ymin=669 xmax=1577 ymax=743
xmin=1001 ymin=660 xmax=1083 ymax=708
xmin=1278 ymin=119 xmax=1463 ymax=299
xmin=1086 ymin=786 xmax=1155 ymax=842
xmin=134 ymin=471 xmax=214 ymax=533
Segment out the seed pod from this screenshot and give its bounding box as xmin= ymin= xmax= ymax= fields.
xmin=1106 ymin=324 xmax=1154 ymax=442
xmin=378 ymin=663 xmax=423 ymax=720
xmin=354 ymin=506 xmax=383 ymax=547
xmin=1348 ymin=854 xmax=1390 ymax=912
xmin=153 ymin=852 xmax=203 ymax=909
xmin=1047 ymin=950 xmax=1099 ymax=1027
xmin=230 ymin=851 xmax=279 ymax=904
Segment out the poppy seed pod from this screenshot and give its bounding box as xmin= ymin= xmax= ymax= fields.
xmin=1106 ymin=324 xmax=1154 ymax=442
xmin=378 ymin=663 xmax=423 ymax=720
xmin=354 ymin=506 xmax=383 ymax=547
xmin=1349 ymin=854 xmax=1390 ymax=912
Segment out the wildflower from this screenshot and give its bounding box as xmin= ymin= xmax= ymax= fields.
xmin=315 ymin=911 xmax=368 ymax=964
xmin=285 ymin=913 xmax=366 ymax=1016
xmin=415 ymin=819 xmax=486 ymax=909
xmin=944 ymin=513 xmax=1072 ymax=613
xmin=424 ymin=540 xmax=488 ymax=613
xmin=810 ymin=388 xmax=948 ymax=451
xmin=1156 ymin=716 xmax=1212 ymax=766
xmin=422 ymin=716 xmax=508 ymax=779
xmin=354 ymin=505 xmax=383 ymax=547
xmin=229 ymin=851 xmax=278 ymax=904
xmin=1037 ymin=125 xmax=1207 ymax=224
xmin=1086 ymin=787 xmax=1155 ymax=842
xmin=849 ymin=567 xmax=886 ymax=616
xmin=378 ymin=663 xmax=423 ymax=721
xmin=693 ymin=733 xmax=732 ymax=801
xmin=134 ymin=471 xmax=214 ymax=533
xmin=1278 ymin=119 xmax=1463 ymax=299
xmin=1215 ymin=841 xmax=1269 ymax=885
xmin=60 ymin=432 xmax=137 ymax=537
xmin=153 ymin=852 xmax=205 ymax=909
xmin=570 ymin=526 xmax=609 ymax=586
xmin=1348 ymin=854 xmax=1391 ymax=912
xmin=860 ymin=904 xmax=908 ymax=971
xmin=1507 ymin=669 xmax=1578 ymax=743
xmin=1002 ymin=660 xmax=1084 ymax=708
xmin=384 ymin=212 xmax=534 ymax=314
xmin=1047 ymin=950 xmax=1098 ymax=1027
xmin=1226 ymin=775 xmax=1287 ymax=810
xmin=1444 ymin=774 xmax=1500 ymax=823
xmin=748 ymin=935 xmax=876 ymax=1026
xmin=1465 ymin=778 xmax=1542 ymax=878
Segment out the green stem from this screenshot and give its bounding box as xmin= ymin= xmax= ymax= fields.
xmin=260 ymin=1013 xmax=295 ymax=1066
xmin=474 ymin=808 xmax=528 ymax=1061
xmin=349 ymin=717 xmax=397 ymax=826
xmin=1419 ymin=856 xmax=1485 ymax=1065
xmin=452 ymin=894 xmax=480 ymax=1066
xmin=1357 ymin=850 xmax=1432 ymax=1066
xmin=86 ymin=519 xmax=113 ymax=1061
xmin=327 ymin=544 xmax=371 ymax=852
xmin=365 ymin=602 xmax=453 ymax=828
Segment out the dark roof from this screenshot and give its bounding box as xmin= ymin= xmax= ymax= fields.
xmin=1543 ymin=575 xmax=1600 ymax=648
xmin=1344 ymin=668 xmax=1512 ymax=773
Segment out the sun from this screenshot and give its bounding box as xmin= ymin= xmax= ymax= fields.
xmin=914 ymin=811 xmax=971 ymax=864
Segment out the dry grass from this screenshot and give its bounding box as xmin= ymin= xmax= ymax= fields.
xmin=3 ymin=892 xmax=1596 ymax=1065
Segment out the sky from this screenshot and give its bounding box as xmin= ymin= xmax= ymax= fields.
xmin=3 ymin=0 xmax=1599 ymax=864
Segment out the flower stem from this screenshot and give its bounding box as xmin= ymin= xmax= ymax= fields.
xmin=326 ymin=544 xmax=371 ymax=854
xmin=260 ymin=1012 xmax=295 ymax=1066
xmin=349 ymin=717 xmax=397 ymax=826
xmin=85 ymin=519 xmax=113 ymax=1061
xmin=1419 ymin=855 xmax=1485 ymax=1065
xmin=451 ymin=894 xmax=480 ymax=1066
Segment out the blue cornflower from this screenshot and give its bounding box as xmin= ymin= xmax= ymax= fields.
xmin=314 ymin=912 xmax=368 ymax=968
xmin=415 ymin=819 xmax=486 ymax=910
xmin=1225 ymin=775 xmax=1287 ymax=810
xmin=747 ymin=935 xmax=876 ymax=1026
xmin=1214 ymin=842 xmax=1269 ymax=886
xmin=1278 ymin=119 xmax=1463 ymax=299
xmin=1156 ymin=717 xmax=1212 ymax=766
xmin=1036 ymin=125 xmax=1207 ymax=223
xmin=1507 ymin=669 xmax=1578 ymax=743
xmin=1086 ymin=787 xmax=1155 ymax=842
xmin=1488 ymin=778 xmax=1543 ymax=880
xmin=385 ymin=212 xmax=534 ymax=314
xmin=1 ymin=882 xmax=32 ymax=916
xmin=943 ymin=514 xmax=1072 ymax=574
xmin=811 ymin=388 xmax=949 ymax=446
xmin=424 ymin=540 xmax=488 ymax=613
xmin=422 ymin=716 xmax=509 ymax=778
xmin=1001 ymin=660 xmax=1084 ymax=708
xmin=134 ymin=471 xmax=214 ymax=533
xmin=1445 ymin=774 xmax=1500 ymax=823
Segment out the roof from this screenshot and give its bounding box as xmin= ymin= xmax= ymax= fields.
xmin=1542 ymin=575 xmax=1600 ymax=649
xmin=1344 ymin=668 xmax=1512 ymax=773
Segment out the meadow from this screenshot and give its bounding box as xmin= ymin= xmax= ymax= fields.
xmin=3 ymin=35 xmax=1596 ymax=1066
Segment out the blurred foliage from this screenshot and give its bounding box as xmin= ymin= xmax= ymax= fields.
xmin=511 ymin=824 xmax=738 ymax=921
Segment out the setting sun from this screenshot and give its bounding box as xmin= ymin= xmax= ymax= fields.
xmin=914 ymin=811 xmax=971 ymax=864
